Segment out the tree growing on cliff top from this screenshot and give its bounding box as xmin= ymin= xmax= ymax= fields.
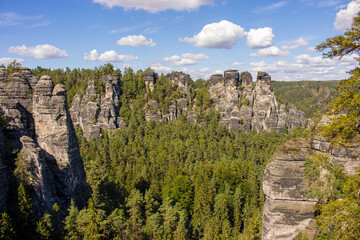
xmin=316 ymin=11 xmax=360 ymax=144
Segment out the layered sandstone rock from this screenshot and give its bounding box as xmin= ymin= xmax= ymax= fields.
xmin=262 ymin=139 xmax=317 ymax=240
xmin=19 ymin=136 xmax=59 ymax=213
xmin=0 ymin=68 xmax=89 ymax=214
xmin=262 ymin=117 xmax=360 ymax=240
xmin=166 ymin=71 xmax=190 ymax=93
xmin=70 ymin=75 xmax=126 ymax=140
xmin=209 ymin=70 xmax=308 ymax=132
xmin=33 ymin=76 xmax=89 ymax=206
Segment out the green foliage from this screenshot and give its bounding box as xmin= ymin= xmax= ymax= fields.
xmin=16 ymin=183 xmax=36 ymax=239
xmin=6 ymin=60 xmax=21 ymax=74
xmin=304 ymin=153 xmax=347 ymax=203
xmin=314 ymin=170 xmax=360 ymax=239
xmin=37 ymin=213 xmax=53 ymax=240
xmin=0 ymin=212 xmax=16 ymax=240
xmin=316 ymin=11 xmax=360 ymax=144
xmin=271 ymin=80 xmax=338 ymax=118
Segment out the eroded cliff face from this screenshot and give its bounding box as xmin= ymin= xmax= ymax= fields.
xmin=209 ymin=70 xmax=308 ymax=132
xmin=0 ymin=67 xmax=88 ymax=214
xmin=70 ymin=75 xmax=126 ymax=140
xmin=262 ymin=139 xmax=317 ymax=240
xmin=262 ymin=116 xmax=360 ymax=240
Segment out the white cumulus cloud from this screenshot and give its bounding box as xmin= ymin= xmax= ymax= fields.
xmin=232 ymin=61 xmax=243 ymax=66
xmin=246 ymin=27 xmax=274 ymax=49
xmin=164 ymin=53 xmax=208 ymax=66
xmin=334 ymin=1 xmax=360 ymax=31
xmin=84 ymin=49 xmax=138 ymax=62
xmin=282 ymin=37 xmax=308 ymax=50
xmin=93 ymin=0 xmax=213 ymax=12
xmin=0 ymin=58 xmax=24 ymax=65
xmin=117 ymin=35 xmax=156 ymax=47
xmin=8 ymin=44 xmax=68 ymax=59
xmin=250 ymin=46 xmax=290 ymax=57
xmin=180 ymin=20 xmax=246 ymax=49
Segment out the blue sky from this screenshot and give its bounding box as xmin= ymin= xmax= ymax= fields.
xmin=1 ymin=0 xmax=359 ymax=80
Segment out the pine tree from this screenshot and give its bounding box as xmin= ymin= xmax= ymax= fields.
xmin=316 ymin=11 xmax=360 ymax=144
xmin=0 ymin=212 xmax=16 ymax=240
xmin=16 ymin=183 xmax=36 ymax=239
xmin=64 ymin=200 xmax=81 ymax=240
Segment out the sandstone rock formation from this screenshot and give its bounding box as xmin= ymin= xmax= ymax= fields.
xmin=143 ymin=71 xmax=157 ymax=92
xmin=0 ymin=68 xmax=88 ymax=214
xmin=166 ymin=71 xmax=190 ymax=93
xmin=209 ymin=70 xmax=308 ymax=132
xmin=262 ymin=138 xmax=317 ymax=240
xmin=70 ymin=75 xmax=126 ymax=140
xmin=33 ymin=76 xmax=89 ymax=207
xmin=311 ymin=115 xmax=360 ymax=175
xmin=262 ymin=116 xmax=360 ymax=240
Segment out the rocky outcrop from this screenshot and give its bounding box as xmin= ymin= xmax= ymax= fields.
xmin=19 ymin=136 xmax=59 ymax=213
xmin=311 ymin=115 xmax=360 ymax=175
xmin=262 ymin=116 xmax=360 ymax=240
xmin=33 ymin=76 xmax=89 ymax=207
xmin=262 ymin=139 xmax=317 ymax=240
xmin=0 ymin=68 xmax=89 ymax=215
xmin=143 ymin=71 xmax=157 ymax=92
xmin=70 ymin=75 xmax=126 ymax=140
xmin=209 ymin=70 xmax=308 ymax=132
xmin=166 ymin=71 xmax=190 ymax=93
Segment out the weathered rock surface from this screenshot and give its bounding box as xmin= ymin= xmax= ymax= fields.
xmin=262 ymin=138 xmax=317 ymax=240
xmin=209 ymin=70 xmax=308 ymax=132
xmin=33 ymin=76 xmax=89 ymax=207
xmin=0 ymin=68 xmax=89 ymax=215
xmin=262 ymin=117 xmax=360 ymax=240
xmin=70 ymin=75 xmax=126 ymax=140
xmin=19 ymin=136 xmax=59 ymax=213
xmin=166 ymin=71 xmax=190 ymax=93
xmin=311 ymin=115 xmax=360 ymax=175
xmin=143 ymin=71 xmax=157 ymax=92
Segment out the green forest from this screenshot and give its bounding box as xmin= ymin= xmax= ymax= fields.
xmin=1 ymin=12 xmax=360 ymax=237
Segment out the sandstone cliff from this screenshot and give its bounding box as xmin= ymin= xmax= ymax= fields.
xmin=70 ymin=75 xmax=126 ymax=140
xmin=0 ymin=67 xmax=88 ymax=214
xmin=262 ymin=139 xmax=317 ymax=240
xmin=262 ymin=116 xmax=360 ymax=239
xmin=209 ymin=70 xmax=308 ymax=132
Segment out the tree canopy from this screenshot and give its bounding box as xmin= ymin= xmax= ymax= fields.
xmin=316 ymin=11 xmax=360 ymax=144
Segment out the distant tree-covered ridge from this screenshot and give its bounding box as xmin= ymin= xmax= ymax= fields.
xmin=271 ymin=80 xmax=339 ymax=118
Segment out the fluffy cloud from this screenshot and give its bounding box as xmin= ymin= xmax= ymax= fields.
xmin=246 ymin=27 xmax=274 ymax=49
xmin=150 ymin=62 xmax=173 ymax=73
xmin=164 ymin=53 xmax=208 ymax=66
xmin=282 ymin=37 xmax=308 ymax=50
xmin=0 ymin=58 xmax=24 ymax=65
xmin=117 ymin=35 xmax=156 ymax=47
xmin=93 ymin=0 xmax=213 ymax=12
xmin=334 ymin=1 xmax=360 ymax=31
xmin=8 ymin=44 xmax=68 ymax=59
xmin=250 ymin=53 xmax=358 ymax=80
xmin=84 ymin=49 xmax=138 ymax=62
xmin=250 ymin=46 xmax=290 ymax=57
xmin=232 ymin=61 xmax=243 ymax=66
xmin=180 ymin=20 xmax=246 ymax=49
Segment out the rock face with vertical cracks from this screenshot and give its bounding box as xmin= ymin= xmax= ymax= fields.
xmin=33 ymin=76 xmax=89 ymax=208
xmin=209 ymin=70 xmax=309 ymax=132
xmin=262 ymin=138 xmax=317 ymax=240
xmin=70 ymin=75 xmax=126 ymax=140
xmin=0 ymin=68 xmax=89 ymax=215
xmin=262 ymin=119 xmax=360 ymax=240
